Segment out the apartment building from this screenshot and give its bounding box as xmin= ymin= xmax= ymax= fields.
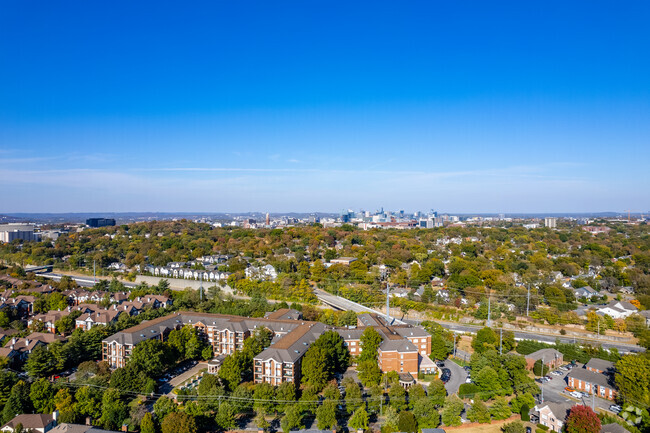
xmin=102 ymin=310 xmax=432 ymax=384
xmin=567 ymin=368 xmax=617 ymax=400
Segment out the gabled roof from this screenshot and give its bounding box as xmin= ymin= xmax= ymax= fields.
xmin=568 ymin=368 xmax=613 ymax=388
xmin=2 ymin=413 xmax=55 ymax=430
xmin=525 ymin=348 xmax=563 ymax=361
xmin=585 ymin=358 xmax=615 ymax=372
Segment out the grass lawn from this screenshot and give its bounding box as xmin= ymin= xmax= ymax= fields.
xmin=447 ymin=419 xmax=535 ymax=433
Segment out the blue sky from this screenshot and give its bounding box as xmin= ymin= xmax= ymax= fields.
xmin=1 ymin=1 xmax=649 ymax=213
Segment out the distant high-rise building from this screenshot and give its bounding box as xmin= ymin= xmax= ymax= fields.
xmin=545 ymin=217 xmax=557 ymax=229
xmin=265 ymin=213 xmax=270 ymax=225
xmin=86 ymin=218 xmax=116 ymax=228
xmin=498 ymin=213 xmax=505 ymax=220
xmin=0 ymin=224 xmax=40 ymax=243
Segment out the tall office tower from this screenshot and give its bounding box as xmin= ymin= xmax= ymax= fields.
xmin=545 ymin=217 xmax=557 ymax=228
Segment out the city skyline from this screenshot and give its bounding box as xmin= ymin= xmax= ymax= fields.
xmin=2 ymin=1 xmax=650 ymax=212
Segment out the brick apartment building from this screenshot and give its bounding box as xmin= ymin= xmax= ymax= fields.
xmin=102 ymin=310 xmax=433 ymax=384
xmin=567 ymin=366 xmax=617 ymax=400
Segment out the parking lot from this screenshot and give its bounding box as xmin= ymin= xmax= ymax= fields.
xmin=536 ymin=363 xmax=616 ymax=414
xmin=156 ymin=360 xmax=204 ymax=394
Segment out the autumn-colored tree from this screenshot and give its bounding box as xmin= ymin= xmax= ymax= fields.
xmin=565 ymin=405 xmax=601 ymax=433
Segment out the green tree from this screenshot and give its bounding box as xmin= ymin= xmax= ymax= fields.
xmin=413 ymin=398 xmax=440 ymax=428
xmin=345 ymin=382 xmax=363 ymax=414
xmin=99 ymin=388 xmax=128 ymax=431
xmin=215 ymin=401 xmax=237 ymax=431
xmin=615 ymin=355 xmax=650 ymax=406
xmin=467 ymin=399 xmax=491 ymax=423
xmin=140 ymin=412 xmax=156 ymax=433
xmin=348 ymin=406 xmax=369 ymax=431
xmin=161 ymin=412 xmax=197 ymax=433
xmin=475 ymin=366 xmax=500 ymax=400
xmin=1 ymin=381 xmax=31 ymax=425
xmin=388 ymin=385 xmax=407 ymax=411
xmin=565 ymin=405 xmax=601 ymax=433
xmin=367 ymin=385 xmax=383 ymax=414
xmin=301 ymin=346 xmax=329 ymax=390
xmin=281 ymin=404 xmax=304 ymax=433
xmin=383 ymin=406 xmax=399 ymax=433
xmin=231 ymin=384 xmax=253 ymax=413
xmin=489 ymin=396 xmax=512 ymax=420
xmin=275 ymin=381 xmax=296 ymax=412
xmin=359 ymin=327 xmax=383 ymax=362
xmin=357 ymin=360 xmax=381 ymax=387
xmin=128 ymin=338 xmax=170 ymax=377
xmin=29 ymin=378 xmax=55 ymax=413
xmin=472 ymin=327 xmax=497 ymax=353
xmin=218 ymin=352 xmax=246 ymax=391
xmin=502 ymin=421 xmax=526 ymax=433
xmin=427 ymin=379 xmax=447 ymax=407
xmin=533 ymin=359 xmax=550 ymax=376
xmin=397 ymin=411 xmax=418 ymax=433
xmin=75 ymin=386 xmax=102 ymax=421
xmin=0 ymin=371 xmax=17 ymax=407
xmin=25 ymin=345 xmax=57 ymax=378
xmin=153 ymin=396 xmax=177 ymax=419
xmin=253 ymin=383 xmax=275 ymax=413
xmin=441 ymin=394 xmax=464 ymax=427
xmin=316 ymin=400 xmax=338 ymax=430
xmin=430 ymin=334 xmax=452 ymax=361
xmin=54 ymin=388 xmax=77 ymax=423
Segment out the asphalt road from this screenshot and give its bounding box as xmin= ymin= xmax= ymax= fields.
xmin=403 ymin=318 xmax=645 ymax=354
xmin=41 ymin=272 xmax=138 ymax=288
xmin=443 ymin=359 xmax=467 ymax=395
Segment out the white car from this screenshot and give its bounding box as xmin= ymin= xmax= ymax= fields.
xmin=570 ymin=391 xmax=583 ymax=399
xmin=465 ymin=377 xmax=472 ymax=383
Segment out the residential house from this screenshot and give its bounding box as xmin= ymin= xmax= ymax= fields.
xmin=574 ymin=286 xmax=599 ymax=300
xmin=601 ymin=424 xmax=631 ymax=433
xmin=597 ymin=300 xmax=638 ymax=319
xmin=534 ymin=402 xmax=573 ymax=432
xmin=75 ymin=310 xmax=121 ymax=330
xmin=2 ymin=333 xmax=66 ymax=362
xmin=29 ymin=310 xmax=71 ymax=333
xmin=1 ymin=412 xmax=57 ymax=433
xmin=329 ymin=257 xmax=357 ymax=265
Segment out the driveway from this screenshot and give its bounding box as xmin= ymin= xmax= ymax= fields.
xmin=443 ymin=359 xmax=467 ymax=395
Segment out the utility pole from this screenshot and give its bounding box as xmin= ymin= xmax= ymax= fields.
xmin=539 ymin=356 xmax=544 ymax=404
xmin=487 ymin=292 xmax=492 ymax=327
xmin=93 ymin=260 xmax=96 ymax=284
xmin=453 ymin=333 xmax=457 ymax=358
xmin=500 ymin=328 xmax=503 ymax=355
xmin=386 ymin=283 xmax=391 ymax=324
xmin=199 ymin=273 xmax=204 ymax=301
xmin=526 ymin=284 xmax=531 ymax=317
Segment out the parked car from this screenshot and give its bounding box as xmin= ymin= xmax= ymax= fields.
xmin=570 ymin=391 xmax=583 ymax=399
xmin=609 ymin=405 xmax=622 ymax=414
xmin=564 ymin=386 xmax=575 ymax=392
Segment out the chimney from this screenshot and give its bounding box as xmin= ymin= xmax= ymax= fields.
xmin=53 ymin=410 xmax=59 ymax=422
xmin=357 ymin=429 xmax=364 ymax=433
xmin=122 ymin=423 xmax=128 ymax=432
xmin=86 ymin=417 xmax=92 ymax=425
xmin=24 ymin=339 xmax=30 ymax=347
xmin=11 ymin=337 xmax=16 ymax=345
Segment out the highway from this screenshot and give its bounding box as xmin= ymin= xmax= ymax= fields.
xmin=314 ymin=288 xmax=405 ymax=324
xmin=40 ymin=272 xmax=138 ymax=289
xmin=37 ymin=271 xmax=646 ymax=354
xmin=402 ymin=319 xmax=644 ymax=354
